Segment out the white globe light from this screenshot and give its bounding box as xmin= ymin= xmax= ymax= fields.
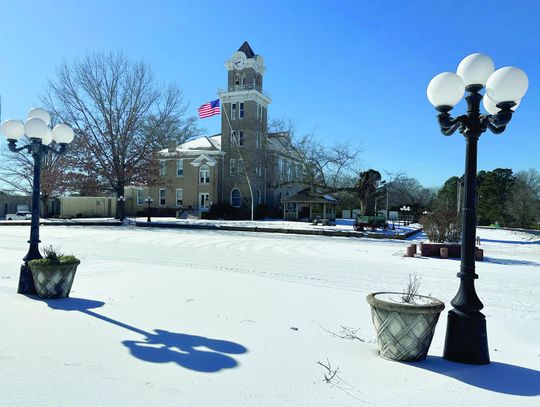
xmin=486 ymin=66 xmax=528 ymax=103
xmin=27 ymin=108 xmax=51 ymax=126
xmin=457 ymin=53 xmax=495 ymax=87
xmin=482 ymin=95 xmax=520 ymax=115
xmin=42 ymin=129 xmax=54 ymax=145
xmin=24 ymin=118 xmax=48 ymax=140
xmin=427 ymin=72 xmax=465 ymax=107
xmin=52 ymin=124 xmax=74 ymax=144
xmin=1 ymin=120 xmax=24 ymax=140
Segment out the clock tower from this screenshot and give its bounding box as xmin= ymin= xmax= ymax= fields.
xmin=219 ymin=41 xmax=271 ymax=211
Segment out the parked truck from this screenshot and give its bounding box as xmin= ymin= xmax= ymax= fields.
xmin=5 ymin=210 xmax=32 ymax=221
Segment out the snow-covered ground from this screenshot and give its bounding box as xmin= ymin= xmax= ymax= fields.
xmin=0 ymin=226 xmax=538 ymax=406
xmin=133 ymin=217 xmax=421 ymax=236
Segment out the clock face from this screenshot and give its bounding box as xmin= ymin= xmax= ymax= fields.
xmin=232 ymin=53 xmax=247 ymax=70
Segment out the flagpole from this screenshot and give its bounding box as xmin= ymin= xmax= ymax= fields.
xmin=219 ymin=98 xmax=255 ymax=221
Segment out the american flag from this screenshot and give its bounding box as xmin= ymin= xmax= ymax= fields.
xmin=197 ymin=99 xmax=220 ymax=119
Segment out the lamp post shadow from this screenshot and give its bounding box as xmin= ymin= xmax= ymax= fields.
xmin=405 ymin=356 xmax=540 ymax=396
xmin=42 ymin=297 xmax=248 ymax=373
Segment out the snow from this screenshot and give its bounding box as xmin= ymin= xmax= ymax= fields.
xmin=158 ymin=135 xmax=221 ymax=155
xmin=0 ymin=225 xmax=539 ymax=406
xmin=374 ymin=292 xmax=441 ymax=306
xmin=134 ymin=217 xmax=422 ymax=237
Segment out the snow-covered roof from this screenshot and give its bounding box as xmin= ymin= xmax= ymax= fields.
xmin=283 ymin=188 xmax=338 ymax=204
xmin=159 ymin=134 xmax=222 ymax=157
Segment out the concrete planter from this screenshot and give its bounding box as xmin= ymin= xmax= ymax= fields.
xmin=28 ymin=258 xmax=80 ymax=298
xmin=366 ymin=292 xmax=445 ymax=362
xmin=420 ymin=242 xmax=484 ymax=261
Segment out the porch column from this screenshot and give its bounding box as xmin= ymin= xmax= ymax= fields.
xmin=309 ymin=204 xmax=312 ymax=221
xmin=295 ymin=203 xmax=299 ymax=220
xmin=323 ymin=203 xmax=326 ymax=219
xmin=283 ymin=203 xmax=286 ymax=220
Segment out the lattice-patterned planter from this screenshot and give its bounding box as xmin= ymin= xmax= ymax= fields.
xmin=366 ymin=292 xmax=445 ymax=362
xmin=29 ymin=258 xmax=80 ymax=299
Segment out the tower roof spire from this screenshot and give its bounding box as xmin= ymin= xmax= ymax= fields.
xmin=238 ymin=41 xmax=256 ymax=58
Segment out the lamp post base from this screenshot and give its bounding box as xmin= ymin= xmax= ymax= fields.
xmin=443 ymin=309 xmax=490 ymax=365
xmin=17 ymin=264 xmax=37 ymax=295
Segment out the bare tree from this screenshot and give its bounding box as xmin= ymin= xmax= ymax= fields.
xmin=268 ymin=117 xmax=361 ymax=191
xmin=509 ymin=168 xmax=540 ymax=228
xmin=0 ymin=137 xmax=74 ymax=217
xmin=42 ymin=51 xmax=198 ymax=213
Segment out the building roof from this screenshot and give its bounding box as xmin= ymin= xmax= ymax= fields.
xmin=159 ymin=135 xmax=222 ymax=157
xmin=238 ymin=41 xmax=256 ymax=58
xmin=283 ymin=188 xmax=338 ymax=204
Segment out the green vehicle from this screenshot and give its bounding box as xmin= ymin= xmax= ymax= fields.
xmin=353 ymin=214 xmax=388 ymax=231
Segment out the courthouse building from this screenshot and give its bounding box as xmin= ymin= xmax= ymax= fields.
xmin=146 ymin=42 xmax=308 ymax=217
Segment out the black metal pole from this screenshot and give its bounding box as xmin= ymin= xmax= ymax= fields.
xmin=120 ymin=200 xmax=125 ymax=222
xmin=18 ymin=141 xmax=43 ymax=295
xmin=443 ymin=88 xmax=489 ymax=365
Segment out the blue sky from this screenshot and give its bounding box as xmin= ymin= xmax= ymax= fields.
xmin=0 ymin=0 xmax=538 ymax=187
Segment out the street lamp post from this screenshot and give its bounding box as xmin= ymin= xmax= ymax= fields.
xmin=117 ymin=195 xmax=126 ymax=222
xmin=1 ymin=108 xmax=75 ymax=295
xmin=400 ymin=205 xmax=410 ymax=226
xmin=145 ymin=196 xmax=153 ymax=222
xmin=427 ymin=53 xmax=528 ymax=364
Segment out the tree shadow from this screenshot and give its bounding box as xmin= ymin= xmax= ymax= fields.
xmin=484 ymin=257 xmax=540 ymax=267
xmin=406 ymin=356 xmax=540 ymax=396
xmin=41 ymin=297 xmax=247 ymax=373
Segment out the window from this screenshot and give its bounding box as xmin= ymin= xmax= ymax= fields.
xmin=288 ymin=161 xmax=293 ymax=182
xmin=231 ymin=188 xmax=241 ymax=208
xmin=281 ymin=159 xmax=287 ymax=180
xmin=258 ymin=105 xmax=263 ymax=122
xmin=159 ymin=160 xmax=167 ymax=176
xmin=235 ymin=75 xmax=240 ymax=85
xmin=176 ymin=159 xmax=184 ymax=176
xmin=231 ymin=103 xmax=237 ymax=120
xmin=256 ymin=131 xmax=261 ymax=149
xmin=238 ymin=159 xmax=244 ymax=174
xmin=239 ymin=131 xmax=244 ymax=146
xmin=231 ymin=130 xmax=236 ymax=146
xmin=159 ymin=189 xmax=166 ymax=206
xmin=230 ymin=159 xmax=237 ymax=176
xmin=239 ymin=102 xmax=244 ymax=119
xmin=256 ymin=189 xmax=261 ymax=205
xmin=176 ymin=189 xmax=183 ymax=206
xmin=199 ymin=165 xmax=210 ymax=184
xmin=256 ymin=161 xmax=262 ymax=177
xmin=137 ymin=189 xmax=144 ymax=206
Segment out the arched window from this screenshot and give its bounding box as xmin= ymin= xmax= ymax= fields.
xmin=256 ymin=189 xmax=261 ymax=205
xmin=199 ymin=165 xmax=210 ymax=184
xmin=231 ymin=188 xmax=241 ymax=208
